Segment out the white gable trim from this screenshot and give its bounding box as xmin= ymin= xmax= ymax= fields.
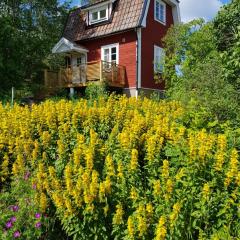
xmin=140 ymin=0 xmax=181 ymax=27
xmin=140 ymin=0 xmax=151 ymax=27
xmin=82 ymin=0 xmax=116 ymax=11
xmin=52 ymin=37 xmax=89 ymax=54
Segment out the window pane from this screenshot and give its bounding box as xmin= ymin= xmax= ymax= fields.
xmin=77 ymin=57 xmax=81 ymax=66
xmin=103 ymin=48 xmax=110 ymax=62
xmin=100 ymin=9 xmax=106 ymax=19
xmin=111 ymin=47 xmax=116 ymax=54
xmin=154 ymin=47 xmax=164 ymax=72
xmin=111 ymin=54 xmax=117 ymax=61
xmin=92 ymin=11 xmax=98 ymax=21
xmin=156 ymin=2 xmax=160 ymax=20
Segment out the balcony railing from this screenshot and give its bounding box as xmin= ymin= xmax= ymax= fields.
xmin=44 ymin=60 xmax=126 ymax=89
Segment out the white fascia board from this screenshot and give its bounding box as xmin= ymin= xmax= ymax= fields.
xmin=52 ymin=37 xmax=88 ymax=54
xmin=140 ymin=0 xmax=151 ymax=28
xmin=82 ymin=0 xmax=115 ymax=11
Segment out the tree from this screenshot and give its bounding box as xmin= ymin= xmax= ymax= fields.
xmin=0 ymin=0 xmax=71 ymax=94
xmin=213 ymin=0 xmax=240 ymax=92
xmin=162 ymin=19 xmax=238 ymax=123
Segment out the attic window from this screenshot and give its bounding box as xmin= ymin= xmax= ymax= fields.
xmin=89 ymin=6 xmax=108 ymax=24
xmin=155 ymin=0 xmax=166 ymax=25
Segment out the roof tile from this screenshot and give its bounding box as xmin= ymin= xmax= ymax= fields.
xmin=63 ymin=0 xmax=145 ymax=42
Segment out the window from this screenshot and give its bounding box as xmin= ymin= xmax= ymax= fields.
xmin=155 ymin=0 xmax=166 ymax=24
xmin=101 ymin=43 xmax=119 ymax=64
xmin=77 ymin=57 xmax=82 ymax=66
xmin=89 ymin=6 xmax=108 ymax=24
xmin=154 ymin=45 xmax=165 ymax=73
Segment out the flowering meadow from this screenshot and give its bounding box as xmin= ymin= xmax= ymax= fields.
xmin=0 ymin=96 xmax=239 ymax=240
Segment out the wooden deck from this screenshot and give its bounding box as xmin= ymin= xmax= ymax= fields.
xmin=44 ymin=60 xmax=126 ymax=89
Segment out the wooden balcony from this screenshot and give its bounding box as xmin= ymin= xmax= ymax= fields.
xmin=44 ymin=60 xmax=126 ymax=89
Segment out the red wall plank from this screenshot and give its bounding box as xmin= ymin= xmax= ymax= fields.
xmin=78 ymin=31 xmax=137 ymax=88
xmin=141 ymin=0 xmax=174 ymax=90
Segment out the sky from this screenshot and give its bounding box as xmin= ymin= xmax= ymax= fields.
xmin=68 ymin=0 xmax=231 ymax=22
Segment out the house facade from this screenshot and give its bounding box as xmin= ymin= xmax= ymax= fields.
xmin=51 ymin=0 xmax=181 ymax=96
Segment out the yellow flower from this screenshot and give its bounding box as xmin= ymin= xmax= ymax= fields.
xmin=117 ymin=162 xmax=124 ymax=179
xmin=155 ymin=216 xmax=167 ymax=240
xmin=1 ymin=155 xmax=9 ymax=182
xmin=166 ymin=179 xmax=173 ymax=193
xmin=73 ymin=147 xmax=82 ymax=172
xmin=113 ymin=204 xmax=124 ymax=225
xmin=99 ymin=182 xmax=106 ymax=202
xmin=137 ymin=215 xmax=147 ymax=237
xmin=130 ymin=187 xmax=138 ymax=202
xmin=40 ymin=192 xmax=47 ymax=212
xmin=162 ymin=160 xmax=169 ymax=179
xmin=225 ymin=149 xmax=239 ymax=187
xmin=202 ymin=183 xmax=210 ymax=200
xmin=48 ymin=166 xmax=56 ymax=178
xmin=153 ymin=180 xmax=161 ymax=198
xmin=146 ymin=203 xmax=154 ymax=217
xmin=127 ymin=216 xmax=135 ymax=238
xmin=85 ymin=149 xmax=94 ymax=171
xmin=236 ymin=172 xmax=240 ymax=186
xmin=105 ymin=155 xmax=115 ymax=176
xmin=64 ymin=197 xmax=73 ymax=214
xmin=104 ymin=176 xmax=112 ymax=194
xmin=52 ymin=192 xmax=64 ymax=209
xmin=169 ymin=202 xmax=181 ymax=228
xmin=90 ymin=170 xmax=99 ymax=198
xmin=130 ymin=149 xmax=138 ymax=171
xmin=175 ymin=168 xmax=185 ymax=181
xmin=42 ymin=131 xmax=51 ymax=146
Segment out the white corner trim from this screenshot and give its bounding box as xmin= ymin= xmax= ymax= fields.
xmin=137 ymin=28 xmax=142 ymax=89
xmin=52 ymin=37 xmax=89 ymax=54
xmin=164 ymin=0 xmax=181 ymax=23
xmin=141 ymin=0 xmax=151 ymax=27
xmin=173 ymin=3 xmax=181 ymax=23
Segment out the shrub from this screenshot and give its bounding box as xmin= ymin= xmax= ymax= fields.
xmin=0 ymin=97 xmax=239 ymax=239
xmin=85 ymin=82 xmax=109 ymax=100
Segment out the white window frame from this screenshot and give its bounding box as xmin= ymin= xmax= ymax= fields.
xmin=101 ymin=43 xmax=119 ymax=64
xmin=154 ymin=0 xmax=166 ymax=25
xmin=89 ymin=5 xmax=108 ymax=25
xmin=154 ymin=45 xmax=165 ymax=73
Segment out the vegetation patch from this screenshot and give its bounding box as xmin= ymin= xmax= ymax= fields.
xmin=0 ymin=96 xmax=239 ymax=239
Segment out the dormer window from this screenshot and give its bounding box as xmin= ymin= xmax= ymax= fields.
xmin=89 ymin=5 xmax=108 ymax=24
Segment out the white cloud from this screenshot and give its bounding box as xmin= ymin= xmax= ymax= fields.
xmin=180 ymin=0 xmax=223 ymax=22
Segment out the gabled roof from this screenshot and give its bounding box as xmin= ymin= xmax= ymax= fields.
xmin=52 ymin=37 xmax=89 ymax=54
xmin=62 ymin=0 xmax=181 ymax=42
xmin=63 ymin=0 xmax=145 ymax=42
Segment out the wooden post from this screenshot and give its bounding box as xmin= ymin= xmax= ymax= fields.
xmin=44 ymin=69 xmax=48 ymax=87
xmin=58 ymin=68 xmax=63 ymax=87
xmin=11 ymin=87 xmax=15 ymax=107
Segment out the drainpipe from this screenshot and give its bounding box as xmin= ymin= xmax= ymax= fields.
xmin=135 ymin=28 xmax=139 ymax=99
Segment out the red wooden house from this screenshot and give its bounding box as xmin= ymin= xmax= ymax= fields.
xmin=48 ymin=0 xmax=180 ymax=96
